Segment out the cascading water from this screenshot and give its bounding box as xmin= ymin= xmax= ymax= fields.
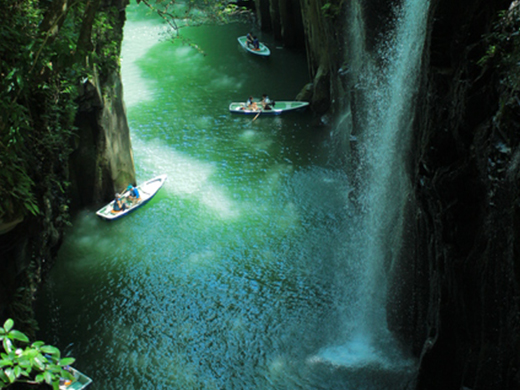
xmin=315 ymin=0 xmax=430 ymax=372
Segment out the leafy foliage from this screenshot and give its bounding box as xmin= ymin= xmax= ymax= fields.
xmin=478 ymin=6 xmax=520 ymax=91
xmin=0 ymin=319 xmax=75 ymax=389
xmin=138 ymin=0 xmax=252 ymax=27
xmin=477 ymin=4 xmax=520 ymax=129
xmin=321 ymin=0 xmax=343 ymax=19
xmin=136 ymin=0 xmax=253 ymax=41
xmin=0 ymin=0 xmax=126 ymax=222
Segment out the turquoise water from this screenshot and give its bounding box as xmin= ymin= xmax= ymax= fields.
xmin=35 ymin=5 xmax=415 ymax=390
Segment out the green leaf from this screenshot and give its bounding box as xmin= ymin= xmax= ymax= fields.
xmin=17 ymin=357 xmax=31 ymax=369
xmin=61 ymin=370 xmax=74 ymax=381
xmin=33 ymin=356 xmax=45 ymax=370
xmin=41 ymin=345 xmax=59 ymax=355
xmin=23 ymin=349 xmax=38 ymax=359
xmin=35 ymin=373 xmax=45 ymax=383
xmin=43 ymin=370 xmax=53 ymax=384
xmin=2 ymin=338 xmax=13 ymax=353
xmin=0 ymin=359 xmax=13 ymax=367
xmin=19 ymin=368 xmax=30 ymax=378
xmin=25 ymin=201 xmax=40 ymax=216
xmin=31 ymin=341 xmax=45 ymax=349
xmin=8 ymin=330 xmax=29 ymax=343
xmin=13 ymin=365 xmax=22 ymax=378
xmin=5 ymin=69 xmax=16 ymax=81
xmin=48 ymin=364 xmax=61 ymax=373
xmin=3 ymin=319 xmax=14 ymax=333
xmin=5 ymin=367 xmax=15 ymax=383
xmin=59 ymin=357 xmax=75 ymax=366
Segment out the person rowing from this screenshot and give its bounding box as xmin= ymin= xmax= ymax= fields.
xmin=126 ymin=184 xmax=140 ymax=204
xmin=246 ymin=32 xmax=254 ymax=47
xmin=241 ymin=96 xmax=260 ymax=111
xmin=261 ymin=94 xmax=274 ymax=110
xmin=252 ymin=36 xmax=260 ymax=50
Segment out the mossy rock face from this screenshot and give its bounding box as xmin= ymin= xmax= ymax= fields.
xmin=69 ymin=70 xmax=135 ymax=211
xmin=0 ymin=217 xmax=24 ymax=235
xmin=0 ymin=0 xmax=135 ymax=324
xmin=295 ymin=82 xmax=313 ymax=102
xmin=390 ymin=1 xmax=520 ymax=388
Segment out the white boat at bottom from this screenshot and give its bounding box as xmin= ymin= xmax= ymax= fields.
xmin=59 ymin=367 xmax=92 ymax=390
xmin=96 ymin=175 xmax=167 ymax=221
xmin=229 ymin=101 xmax=309 ymax=116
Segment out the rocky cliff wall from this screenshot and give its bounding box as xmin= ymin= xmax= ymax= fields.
xmin=280 ymin=0 xmax=520 ymax=386
xmin=387 ymin=0 xmax=520 ymax=388
xmin=254 ymin=0 xmax=345 ymax=115
xmin=0 ymin=0 xmax=135 ymax=330
xmin=69 ymin=54 xmax=135 ymax=211
xmin=255 ymin=0 xmax=305 ymax=49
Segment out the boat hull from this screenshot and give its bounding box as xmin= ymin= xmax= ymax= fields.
xmin=229 ymin=101 xmax=309 ymax=116
xmin=237 ymin=36 xmax=270 ymax=56
xmin=96 ymin=175 xmax=167 ymax=221
xmin=60 ymin=367 xmax=92 ymax=390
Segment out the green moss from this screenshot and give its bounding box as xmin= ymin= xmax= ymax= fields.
xmin=320 ymin=0 xmax=343 ymax=19
xmin=478 ymin=6 xmax=520 ymax=114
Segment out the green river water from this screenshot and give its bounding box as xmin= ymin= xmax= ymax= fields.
xmin=35 ymin=5 xmax=415 ymax=390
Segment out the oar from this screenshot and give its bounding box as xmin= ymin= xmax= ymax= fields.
xmin=252 ymin=110 xmax=262 ymax=122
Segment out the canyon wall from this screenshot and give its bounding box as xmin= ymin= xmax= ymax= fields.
xmin=0 ymin=0 xmax=135 ymax=330
xmin=399 ymin=0 xmax=520 ymax=388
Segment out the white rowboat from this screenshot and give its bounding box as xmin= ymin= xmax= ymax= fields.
xmin=59 ymin=367 xmax=92 ymax=390
xmin=96 ymin=175 xmax=167 ymax=221
xmin=237 ymin=36 xmax=270 ymax=56
xmin=229 ymin=101 xmax=309 ymax=116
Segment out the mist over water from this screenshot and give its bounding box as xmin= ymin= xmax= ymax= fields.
xmin=35 ymin=1 xmax=428 ymax=389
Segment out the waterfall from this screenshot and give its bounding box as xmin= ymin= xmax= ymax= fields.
xmin=317 ymin=0 xmax=430 ymax=371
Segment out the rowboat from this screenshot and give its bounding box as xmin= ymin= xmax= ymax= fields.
xmin=237 ymin=36 xmax=270 ymax=56
xmin=96 ymin=175 xmax=167 ymax=221
xmin=229 ymin=101 xmax=310 ymax=116
xmin=59 ymin=367 xmax=92 ymax=390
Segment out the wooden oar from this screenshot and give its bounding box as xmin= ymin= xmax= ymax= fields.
xmin=252 ymin=110 xmax=262 ymax=122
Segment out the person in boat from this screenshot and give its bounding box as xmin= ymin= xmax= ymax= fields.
xmin=113 ymin=193 xmax=126 ymax=212
xmin=253 ymin=36 xmax=260 ymax=50
xmin=246 ymin=32 xmax=254 ymax=47
xmin=244 ymin=96 xmax=259 ymax=111
xmin=261 ymin=94 xmax=274 ymax=110
xmin=126 ymin=184 xmax=140 ymax=203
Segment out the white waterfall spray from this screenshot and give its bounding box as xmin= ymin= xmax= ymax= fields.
xmin=316 ymin=0 xmax=430 ymax=370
